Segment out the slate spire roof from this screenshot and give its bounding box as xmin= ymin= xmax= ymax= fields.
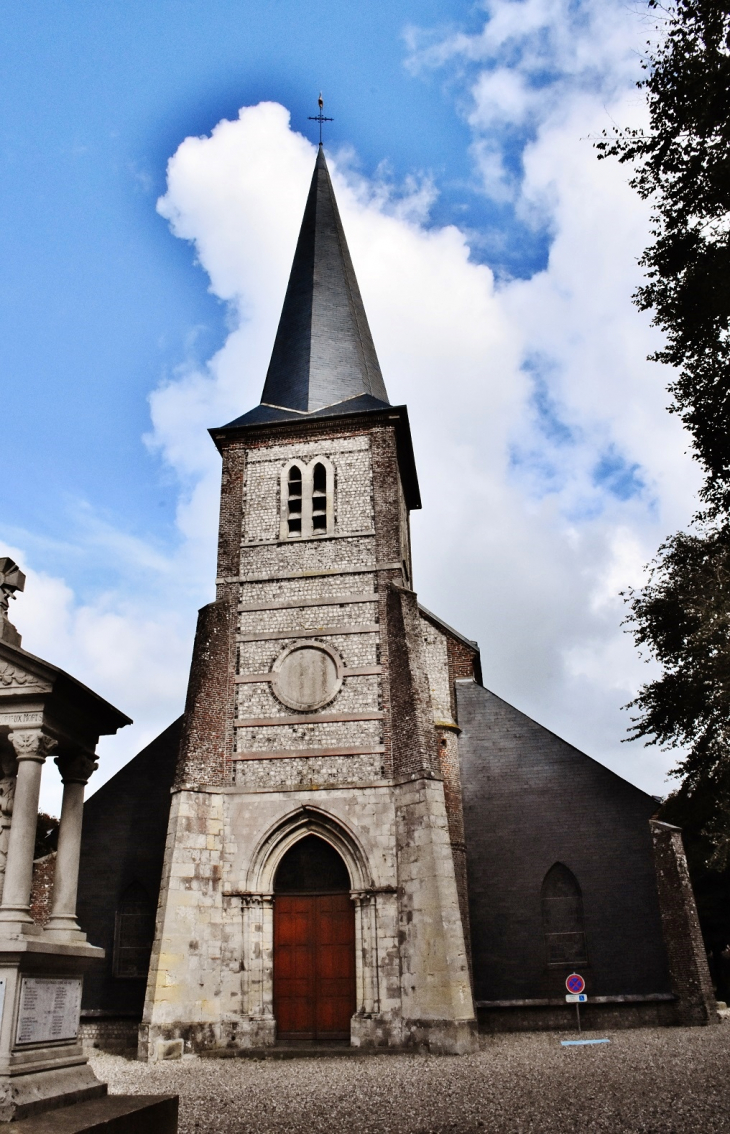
xmin=211 ymin=144 xmax=420 ymax=508
xmin=260 ymin=144 xmax=389 ymax=415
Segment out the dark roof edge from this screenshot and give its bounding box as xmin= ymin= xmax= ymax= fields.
xmin=210 ymin=401 xmax=421 ymax=511
xmin=85 ymin=716 xmax=184 ymax=805
xmin=417 ymin=604 xmax=479 ymax=654
xmin=454 ymin=679 xmax=661 ymax=811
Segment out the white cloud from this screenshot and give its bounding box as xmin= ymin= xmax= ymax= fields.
xmin=5 ymin=0 xmax=698 ymax=814
xmin=145 ymin=85 xmax=692 ymax=796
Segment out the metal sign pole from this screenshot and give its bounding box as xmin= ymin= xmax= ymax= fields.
xmin=576 ymin=1002 xmax=581 ymax=1034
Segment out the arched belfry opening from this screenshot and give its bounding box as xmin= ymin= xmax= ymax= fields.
xmin=273 ymin=836 xmax=355 ymax=1041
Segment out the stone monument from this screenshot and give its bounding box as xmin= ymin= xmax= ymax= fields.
xmin=0 ymin=558 xmax=131 ymax=1121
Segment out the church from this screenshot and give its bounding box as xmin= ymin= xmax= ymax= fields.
xmin=75 ymin=145 xmax=717 ymax=1058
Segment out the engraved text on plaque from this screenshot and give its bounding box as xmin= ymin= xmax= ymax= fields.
xmin=15 ymin=977 xmax=82 ymax=1045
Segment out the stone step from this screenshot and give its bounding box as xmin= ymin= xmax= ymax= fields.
xmin=201 ymin=1044 xmax=416 ymax=1060
xmin=10 ymin=1094 xmax=178 ymax=1133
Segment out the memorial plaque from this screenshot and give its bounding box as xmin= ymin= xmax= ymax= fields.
xmin=15 ymin=977 xmax=82 ymax=1045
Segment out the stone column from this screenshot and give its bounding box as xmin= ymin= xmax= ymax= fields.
xmin=238 ymin=894 xmax=276 ymax=1047
xmin=0 ymin=729 xmax=56 ymax=931
xmin=44 ymin=750 xmax=97 ymax=940
xmin=260 ymin=895 xmax=275 ymax=1022
xmin=0 ymin=751 xmax=18 ymax=906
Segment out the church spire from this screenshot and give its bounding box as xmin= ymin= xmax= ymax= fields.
xmin=260 ymin=146 xmax=390 ymax=414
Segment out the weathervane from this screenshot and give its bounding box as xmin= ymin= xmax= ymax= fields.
xmin=309 ymin=92 xmax=333 ymax=145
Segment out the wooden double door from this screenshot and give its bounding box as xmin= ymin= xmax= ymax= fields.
xmin=273 ymin=892 xmax=356 ymax=1040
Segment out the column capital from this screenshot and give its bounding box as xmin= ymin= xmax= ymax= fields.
xmin=8 ymin=729 xmax=57 ymax=764
xmin=54 ymin=749 xmax=98 ymax=786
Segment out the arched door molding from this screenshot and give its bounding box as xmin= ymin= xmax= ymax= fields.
xmin=245 ymin=805 xmax=371 ymax=894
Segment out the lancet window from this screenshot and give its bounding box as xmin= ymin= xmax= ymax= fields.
xmin=541 ymin=862 xmax=588 ymax=967
xmin=280 ymin=458 xmax=334 ymax=539
xmin=113 ymin=881 xmax=156 ymax=979
xmin=286 ymin=465 xmax=303 ymax=536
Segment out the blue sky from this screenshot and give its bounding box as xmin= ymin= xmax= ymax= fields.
xmin=2 ymin=0 xmax=510 ymax=570
xmin=0 ymin=1 xmax=701 ymax=811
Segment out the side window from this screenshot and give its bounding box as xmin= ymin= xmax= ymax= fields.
xmin=541 ymin=863 xmax=588 ymax=968
xmin=311 ymin=462 xmax=328 ymax=533
xmin=287 ymin=464 xmax=303 ymax=536
xmin=113 ymin=882 xmax=155 ymax=979
xmin=280 ymin=458 xmax=334 ymax=539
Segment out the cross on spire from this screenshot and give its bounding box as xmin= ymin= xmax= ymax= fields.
xmin=308 ymin=92 xmax=333 ymax=145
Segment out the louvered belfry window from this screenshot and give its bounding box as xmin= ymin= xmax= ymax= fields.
xmin=541 ymin=862 xmax=588 ymax=967
xmin=281 ymin=458 xmax=333 ymax=540
xmin=287 ymin=465 xmax=303 ymax=536
xmin=312 ymin=462 xmax=328 ymax=533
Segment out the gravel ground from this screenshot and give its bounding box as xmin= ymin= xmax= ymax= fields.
xmin=90 ymin=1022 xmax=730 ymax=1134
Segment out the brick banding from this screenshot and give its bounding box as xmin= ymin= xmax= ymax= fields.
xmin=219 ymin=561 xmax=401 ymax=584
xmin=242 ymin=530 xmax=375 ymax=548
xmin=234 ymin=711 xmax=384 ymax=727
xmin=238 ymin=592 xmax=377 ymax=612
xmin=233 ymin=744 xmax=386 ymax=761
xmin=234 ymin=665 xmax=383 ymax=684
xmin=237 ymin=623 xmax=379 ymax=643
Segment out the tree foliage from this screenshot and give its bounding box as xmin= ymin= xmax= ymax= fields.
xmin=599 ymin=0 xmax=730 ymax=909
xmin=624 ymin=527 xmax=730 ymax=788
xmin=598 ymin=0 xmax=730 ymax=513
xmin=34 ymin=812 xmax=58 ymax=861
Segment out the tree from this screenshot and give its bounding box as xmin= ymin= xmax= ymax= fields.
xmin=598 ymin=0 xmax=730 ymax=513
xmin=599 ymin=0 xmax=730 ymax=978
xmin=623 ymin=528 xmax=730 ymax=790
xmin=34 ymin=812 xmax=58 ymax=861
xmin=598 ymin=0 xmax=730 ymax=798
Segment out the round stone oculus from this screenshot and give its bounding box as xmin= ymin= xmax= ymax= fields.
xmin=272 ymin=643 xmax=343 ymax=712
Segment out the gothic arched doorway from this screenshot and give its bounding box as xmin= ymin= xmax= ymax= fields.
xmin=273 ymin=835 xmax=355 ymax=1041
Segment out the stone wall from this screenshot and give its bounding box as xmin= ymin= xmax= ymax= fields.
xmin=457 ymin=680 xmax=673 ymax=1004
xmin=477 ymin=998 xmax=678 ymax=1033
xmin=80 ymin=1016 xmax=139 ymax=1053
xmin=418 ymin=610 xmax=476 ymax=970
xmin=30 ymin=852 xmax=55 ymax=926
xmin=651 ymin=819 xmax=718 ymax=1025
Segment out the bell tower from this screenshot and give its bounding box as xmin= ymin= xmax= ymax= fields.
xmin=141 ymin=145 xmax=477 ymax=1057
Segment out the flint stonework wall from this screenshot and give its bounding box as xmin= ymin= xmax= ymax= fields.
xmin=235 ymin=718 xmax=383 ymax=753
xmin=386 ymin=587 xmax=440 ymax=782
xmin=234 ymin=674 xmax=380 ymax=720
xmin=238 ymin=632 xmax=378 ymax=676
xmin=239 ymin=575 xmax=377 ymax=607
xmin=370 ymin=427 xmax=408 ymax=781
xmin=232 ymin=429 xmax=386 ymax=785
xmin=420 ymin=621 xmax=453 ymax=724
xmin=237 ymin=599 xmax=378 ymax=636
xmin=176 ymin=600 xmax=236 ymax=789
xmin=234 ymin=754 xmax=384 ymax=791
xmin=239 ymin=536 xmax=377 ymax=579
xmin=243 ymin=435 xmax=373 ymax=543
